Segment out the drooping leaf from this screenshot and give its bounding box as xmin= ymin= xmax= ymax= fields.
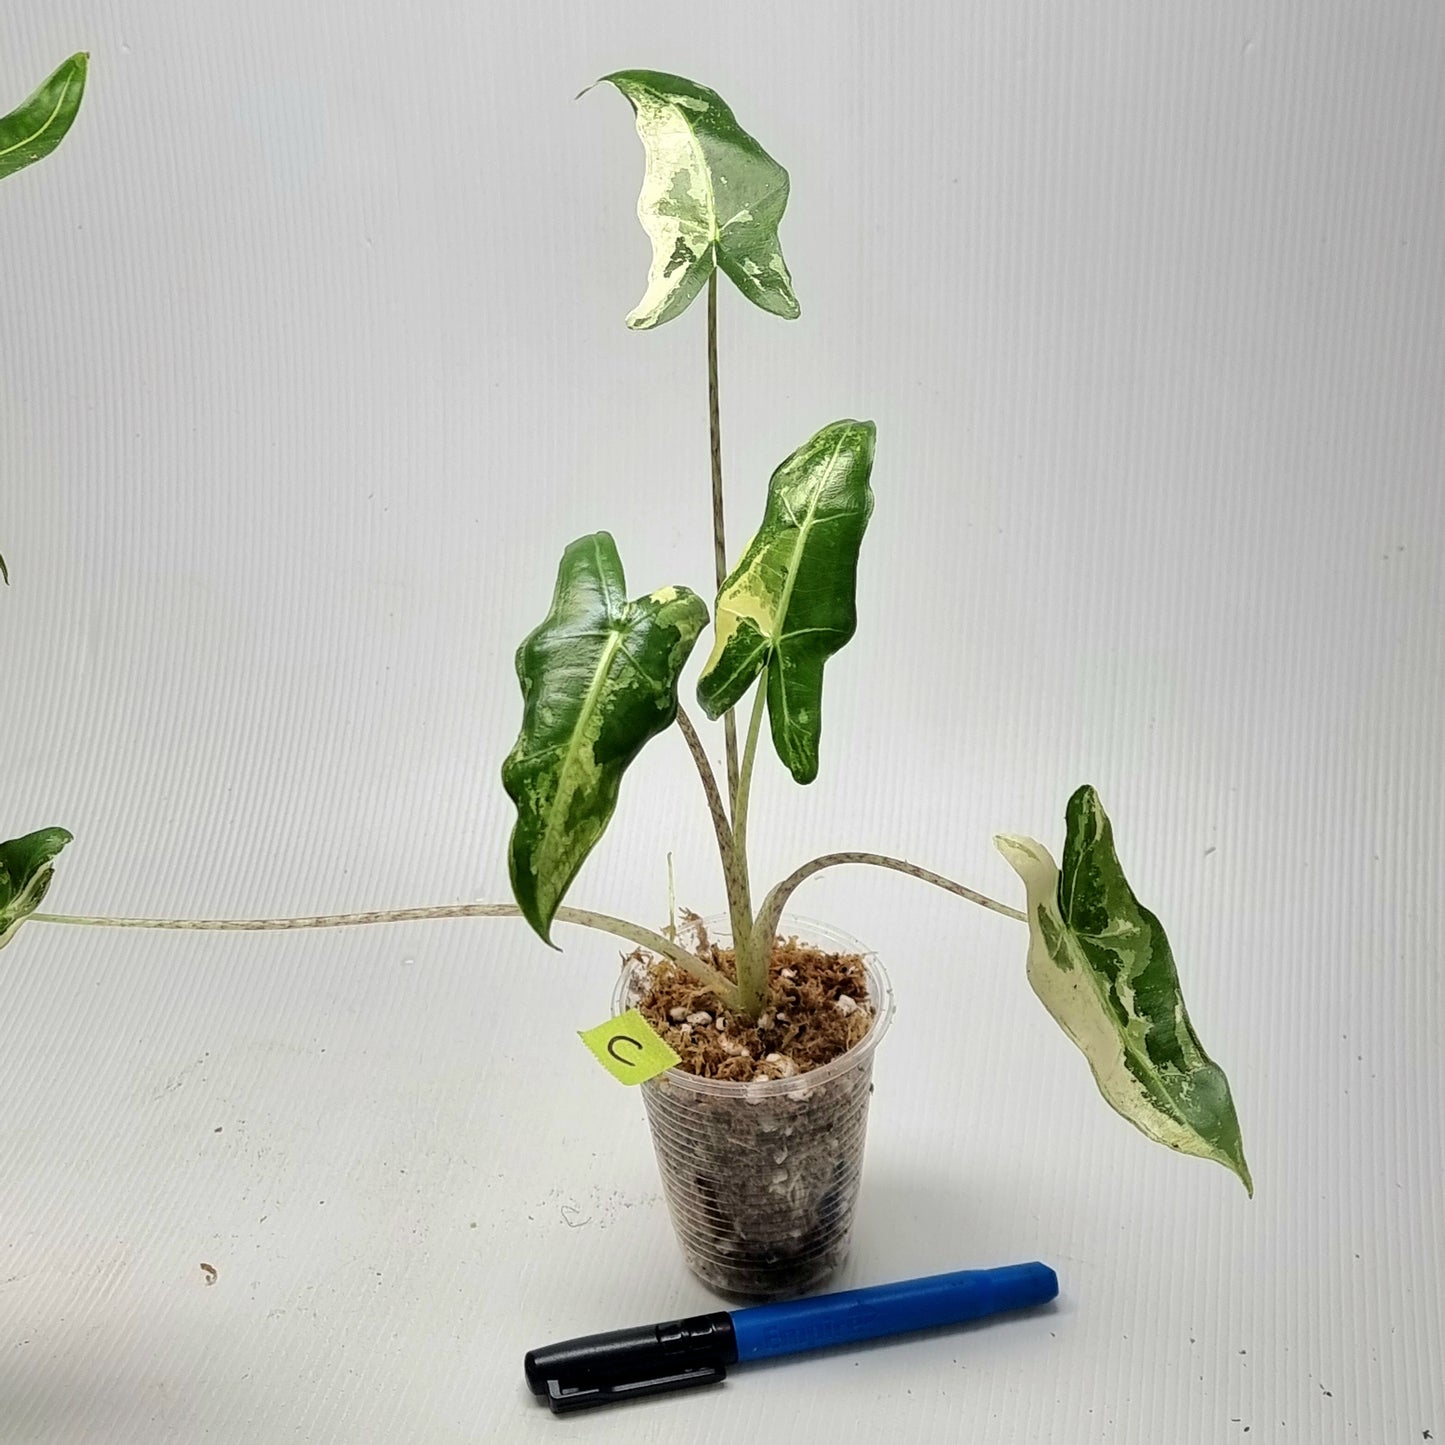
xmin=696 ymin=419 xmax=875 ymax=784
xmin=0 ymin=54 xmax=88 ymax=182
xmin=0 ymin=827 xmax=73 ymax=950
xmin=598 ymin=70 xmax=799 ymax=329
xmin=996 ymin=787 xmax=1252 ymax=1194
xmin=503 ymin=533 xmax=707 ymax=943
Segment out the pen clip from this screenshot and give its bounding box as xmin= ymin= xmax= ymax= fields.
xmin=544 ymin=1361 xmax=726 ymax=1413
xmin=527 ymin=1311 xmax=737 ymax=1414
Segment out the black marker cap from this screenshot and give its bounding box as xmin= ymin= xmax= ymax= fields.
xmin=525 ymin=1311 xmax=738 ymax=1413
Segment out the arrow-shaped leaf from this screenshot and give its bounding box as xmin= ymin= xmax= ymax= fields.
xmin=697 ymin=419 xmax=875 ymax=784
xmin=1 ymin=54 xmax=88 ymax=182
xmin=503 ymin=533 xmax=708 ymax=943
xmin=996 ymin=787 xmax=1252 ymax=1194
xmin=598 ymin=70 xmax=799 ymax=329
xmin=0 ymin=827 xmax=73 ymax=950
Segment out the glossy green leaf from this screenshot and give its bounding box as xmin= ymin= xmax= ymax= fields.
xmin=0 ymin=54 xmax=88 ymax=182
xmin=696 ymin=419 xmax=875 ymax=784
xmin=0 ymin=827 xmax=73 ymax=950
xmin=2 ymin=55 xmax=88 ymax=585
xmin=598 ymin=70 xmax=799 ymax=329
xmin=503 ymin=533 xmax=707 ymax=943
xmin=996 ymin=787 xmax=1252 ymax=1194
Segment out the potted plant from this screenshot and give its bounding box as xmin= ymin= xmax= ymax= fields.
xmin=6 ymin=69 xmax=1249 ymax=1303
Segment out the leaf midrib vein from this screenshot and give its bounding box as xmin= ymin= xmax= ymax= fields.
xmin=768 ymin=427 xmax=853 ymax=737
xmin=536 ymin=626 xmax=625 ymax=866
xmin=0 ymin=70 xmax=76 ymax=163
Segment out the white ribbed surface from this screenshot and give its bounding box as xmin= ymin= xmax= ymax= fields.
xmin=2 ymin=4 xmax=1442 ymax=1441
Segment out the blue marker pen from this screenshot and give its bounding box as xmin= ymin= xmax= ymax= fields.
xmin=524 ymin=1262 xmax=1059 ymax=1413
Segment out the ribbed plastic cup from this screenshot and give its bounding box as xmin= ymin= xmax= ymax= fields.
xmin=613 ymin=915 xmax=894 ymax=1301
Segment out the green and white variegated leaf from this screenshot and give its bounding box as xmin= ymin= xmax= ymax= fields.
xmin=0 ymin=827 xmax=73 ymax=950
xmin=996 ymin=787 xmax=1252 ymax=1194
xmin=598 ymin=70 xmax=799 ymax=329
xmin=503 ymin=533 xmax=707 ymax=944
xmin=696 ymin=419 xmax=875 ymax=784
xmin=1 ymin=54 xmax=88 ymax=182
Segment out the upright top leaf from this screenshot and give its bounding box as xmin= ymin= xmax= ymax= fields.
xmin=0 ymin=827 xmax=73 ymax=949
xmin=503 ymin=533 xmax=708 ymax=943
xmin=697 ymin=419 xmax=875 ymax=784
xmin=598 ymin=70 xmax=799 ymax=329
xmin=996 ymin=787 xmax=1252 ymax=1194
xmin=0 ymin=54 xmax=88 ymax=182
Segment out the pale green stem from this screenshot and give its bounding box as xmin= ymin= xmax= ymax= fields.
xmin=666 ymin=852 xmax=677 ymax=943
xmin=674 ymin=704 xmax=735 ymax=875
xmin=751 ymin=851 xmax=1026 ymax=963
xmin=675 ymin=704 xmax=753 ymax=973
xmin=31 ymin=902 xmax=741 ymax=1006
xmin=728 ymin=669 xmax=773 ymax=1016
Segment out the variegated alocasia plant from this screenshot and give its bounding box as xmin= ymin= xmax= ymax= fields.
xmin=493 ymin=70 xmax=1251 ymax=1192
xmin=8 ymin=68 xmax=1250 ymax=1194
xmin=1 ymin=52 xmax=89 ymax=585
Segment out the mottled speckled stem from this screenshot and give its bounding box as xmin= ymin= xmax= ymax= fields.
xmin=675 ymin=704 xmax=753 ymax=958
xmin=752 ymin=852 xmax=1026 ymax=962
xmin=729 ymin=669 xmax=772 ymax=1016
xmin=707 ymin=269 xmax=741 ymax=816
xmin=675 ymin=704 xmax=734 ymax=870
xmin=31 ymin=903 xmax=741 ymax=1004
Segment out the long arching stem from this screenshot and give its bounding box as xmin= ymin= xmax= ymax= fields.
xmin=752 ymin=851 xmax=1025 ymax=962
xmin=31 ymin=902 xmax=741 ymax=1005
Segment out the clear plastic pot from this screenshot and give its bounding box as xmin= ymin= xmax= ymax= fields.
xmin=613 ymin=914 xmax=894 ymax=1300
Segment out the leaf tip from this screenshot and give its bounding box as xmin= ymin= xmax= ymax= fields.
xmin=994 ymin=832 xmax=1043 ymax=867
xmin=787 ymin=755 xmax=818 ymax=786
xmin=516 ymin=890 xmax=561 ymax=952
xmin=1232 ymin=1152 xmax=1254 ymax=1198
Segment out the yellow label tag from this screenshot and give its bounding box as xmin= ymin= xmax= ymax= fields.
xmin=579 ymin=1009 xmax=680 ymax=1085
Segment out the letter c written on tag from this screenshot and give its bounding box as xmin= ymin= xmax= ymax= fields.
xmin=606 ymin=1034 xmax=644 ymax=1065
xmin=579 ymin=1008 xmax=681 ymax=1085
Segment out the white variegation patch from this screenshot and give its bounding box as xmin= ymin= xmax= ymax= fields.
xmin=696 ymin=421 xmax=873 ymax=782
xmin=996 ymin=830 xmax=1252 ymax=1193
xmin=616 ymin=84 xmax=717 ymax=330
xmin=0 ymin=828 xmax=72 ymax=951
xmin=503 ymin=534 xmax=707 ymax=942
xmin=600 ymin=71 xmax=800 ymax=328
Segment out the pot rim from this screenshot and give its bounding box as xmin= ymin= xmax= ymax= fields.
xmin=611 ymin=911 xmax=896 ymax=1099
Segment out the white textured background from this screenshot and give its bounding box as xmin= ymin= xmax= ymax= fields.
xmin=3 ymin=3 xmax=1442 ymax=1441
